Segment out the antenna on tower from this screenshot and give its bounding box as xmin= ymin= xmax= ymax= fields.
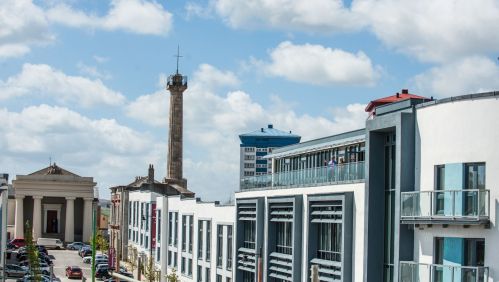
xmin=175 ymin=45 xmax=183 ymax=74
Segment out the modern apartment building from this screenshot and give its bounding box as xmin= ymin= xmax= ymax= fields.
xmin=237 ymin=129 xmax=366 ymax=282
xmin=157 ymin=195 xmax=235 ymax=282
xmin=239 ymin=124 xmax=301 ymax=179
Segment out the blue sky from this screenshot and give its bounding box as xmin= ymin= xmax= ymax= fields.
xmin=1 ymin=0 xmax=499 ymax=200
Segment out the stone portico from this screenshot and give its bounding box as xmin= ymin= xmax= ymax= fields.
xmin=11 ymin=164 xmax=96 ymax=243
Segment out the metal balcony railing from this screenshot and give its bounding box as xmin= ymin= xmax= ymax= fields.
xmin=400 ymin=261 xmax=489 ymax=282
xmin=240 ymin=161 xmax=365 ymax=191
xmin=400 ymin=189 xmax=490 ymax=224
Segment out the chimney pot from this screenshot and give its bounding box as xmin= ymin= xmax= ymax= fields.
xmin=261 ymin=128 xmax=264 ymax=132
xmin=402 ymin=89 xmax=409 ymax=94
xmin=268 ymin=124 xmax=273 ymax=129
xmin=396 ymin=92 xmax=400 ymax=98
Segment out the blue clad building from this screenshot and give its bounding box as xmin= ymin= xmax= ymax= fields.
xmin=239 ymin=124 xmax=301 ymax=180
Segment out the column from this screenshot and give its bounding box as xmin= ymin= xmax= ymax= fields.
xmin=14 ymin=195 xmax=25 ymax=238
xmin=83 ymin=197 xmax=93 ymax=243
xmin=32 ymin=196 xmax=43 ymax=240
xmin=65 ymin=197 xmax=75 ymax=242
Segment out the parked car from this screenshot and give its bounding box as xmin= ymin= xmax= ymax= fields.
xmin=65 ymin=266 xmax=83 ymax=279
xmin=83 ymin=254 xmax=107 ymax=264
xmin=4 ymin=264 xmax=28 ymax=278
xmin=79 ymin=247 xmax=92 ymax=257
xmin=95 ymin=266 xmax=111 ymax=280
xmin=7 ymin=242 xmax=17 ymax=250
xmin=67 ymin=242 xmax=87 ymax=251
xmin=17 ymin=252 xmax=52 ymax=265
xmin=10 ymin=238 xmax=26 ymax=248
xmin=20 ymin=262 xmax=51 ymax=275
xmin=36 ymin=238 xmax=63 ymax=249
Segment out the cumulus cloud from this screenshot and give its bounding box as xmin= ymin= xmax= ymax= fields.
xmin=413 ymin=56 xmax=499 ymax=98
xmin=0 ymin=0 xmax=54 ymax=59
xmin=353 ymin=0 xmax=499 ymax=63
xmin=46 ymin=0 xmax=173 ymax=36
xmin=208 ymin=0 xmax=366 ymax=33
xmin=0 ymin=104 xmax=164 ymax=197
xmin=126 ymin=63 xmax=368 ymax=199
xmin=0 ymin=63 xmax=125 ymax=107
xmin=260 ymin=41 xmax=380 ymax=86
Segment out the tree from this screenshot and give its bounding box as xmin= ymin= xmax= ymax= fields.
xmin=165 ymin=268 xmax=179 ymax=282
xmin=127 ymin=247 xmax=138 ymax=275
xmin=142 ymin=256 xmax=159 ymax=282
xmin=24 ymin=221 xmax=41 ymax=281
xmin=95 ymin=231 xmax=109 ymax=254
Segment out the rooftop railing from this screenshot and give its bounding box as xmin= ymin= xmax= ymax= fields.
xmin=400 ymin=261 xmax=489 ymax=282
xmin=400 ymin=189 xmax=490 ymax=224
xmin=240 ymin=161 xmax=365 ymax=191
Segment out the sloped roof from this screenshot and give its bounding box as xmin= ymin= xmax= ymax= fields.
xmin=365 ymin=90 xmax=429 ymax=112
xmin=239 ymin=124 xmax=300 ymax=138
xmin=29 ymin=163 xmax=80 ymax=177
xmin=127 ymin=176 xmax=161 ymax=187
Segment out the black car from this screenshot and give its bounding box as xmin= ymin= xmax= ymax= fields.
xmin=95 ymin=268 xmax=111 ymax=279
xmin=4 ymin=264 xmax=28 ymax=278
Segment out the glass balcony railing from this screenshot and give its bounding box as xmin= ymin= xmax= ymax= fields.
xmin=240 ymin=161 xmax=365 ymax=191
xmin=401 ymin=189 xmax=490 ymax=224
xmin=400 ymin=261 xmax=489 ymax=282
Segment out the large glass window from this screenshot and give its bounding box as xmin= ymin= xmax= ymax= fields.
xmin=206 ymin=221 xmax=211 ymax=261
xmin=157 ymin=210 xmax=161 ymax=243
xmin=465 ymin=163 xmax=486 ymax=190
xmin=182 ymin=215 xmax=187 ymax=252
xmin=226 ymin=225 xmax=233 ymax=271
xmin=189 ymin=215 xmax=194 ymax=253
xmin=275 ymin=222 xmax=292 ymax=255
xmin=198 ymin=220 xmax=204 ymax=259
xmin=216 ymin=225 xmax=223 ymax=268
xmin=317 ymin=222 xmax=341 ymax=261
xmin=242 ymin=221 xmax=256 ymax=249
xmin=168 ymin=212 xmax=173 ymax=245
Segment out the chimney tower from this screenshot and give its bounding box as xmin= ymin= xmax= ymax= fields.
xmin=164 ymin=49 xmax=188 ymax=188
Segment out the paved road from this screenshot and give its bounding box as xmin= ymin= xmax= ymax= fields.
xmin=5 ymin=249 xmax=107 ymax=282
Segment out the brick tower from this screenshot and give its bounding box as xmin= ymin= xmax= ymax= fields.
xmin=164 ymin=62 xmax=188 ymax=188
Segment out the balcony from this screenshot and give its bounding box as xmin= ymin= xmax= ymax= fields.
xmin=400 ymin=261 xmax=489 ymax=282
xmin=240 ymin=161 xmax=365 ymax=191
xmin=401 ymin=189 xmax=490 ymax=225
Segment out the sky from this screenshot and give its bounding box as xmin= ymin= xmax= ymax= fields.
xmin=1 ymin=0 xmax=499 ymax=201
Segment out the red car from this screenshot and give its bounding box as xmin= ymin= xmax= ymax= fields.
xmin=66 ymin=266 xmax=83 ymax=279
xmin=10 ymin=238 xmax=26 ymax=248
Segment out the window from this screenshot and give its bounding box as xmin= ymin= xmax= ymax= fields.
xmin=168 ymin=251 xmax=173 ymax=266
xmin=129 ymin=204 xmax=132 ymax=224
xmin=188 ymin=258 xmax=193 ymax=276
xmin=206 ymin=221 xmax=211 ymax=261
xmin=168 ymin=212 xmax=173 ymax=245
xmin=242 ymin=221 xmax=255 ymax=249
xmin=157 ymin=210 xmax=161 ymax=242
xmin=181 ymin=257 xmax=185 ymax=274
xmin=156 ymin=247 xmax=160 ymax=262
xmin=275 ymin=222 xmax=292 ymax=255
xmin=242 ymin=271 xmax=254 ymax=282
xmin=216 ymin=225 xmax=223 ymax=268
xmin=243 ymin=171 xmax=255 ymax=176
xmin=189 ymin=215 xmax=194 ymax=253
xmin=244 ymin=155 xmax=255 ymax=160
xmin=216 ymin=274 xmax=222 ymax=282
xmin=206 ymin=268 xmax=211 ymax=282
xmin=226 ymin=278 xmax=232 ymax=282
xmin=174 ymin=252 xmax=178 ymax=267
xmin=226 ymin=225 xmax=233 ymax=271
xmin=197 ymin=266 xmax=202 ymax=282
xmin=317 ymin=222 xmax=341 ymax=261
xmin=182 ymin=215 xmax=187 ymax=252
xmin=174 ymin=212 xmax=179 ymax=246
xmin=465 ymin=163 xmax=486 ymax=190
xmin=198 ymin=220 xmax=204 ymax=259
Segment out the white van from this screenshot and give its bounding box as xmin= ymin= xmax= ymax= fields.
xmin=36 ymin=238 xmax=64 ymax=249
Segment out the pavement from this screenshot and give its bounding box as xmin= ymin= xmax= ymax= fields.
xmin=5 ymin=249 xmax=110 ymax=282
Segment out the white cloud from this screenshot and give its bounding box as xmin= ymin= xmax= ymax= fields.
xmin=353 ymin=0 xmax=499 ymax=63
xmin=46 ymin=0 xmax=173 ymax=36
xmin=413 ymin=56 xmax=499 ymax=98
xmin=77 ymin=62 xmax=112 ymax=80
xmin=0 ymin=104 xmax=167 ymax=199
xmin=126 ymin=64 xmax=368 ymax=199
xmin=210 ymin=0 xmax=366 ymax=33
xmin=0 ymin=0 xmax=53 ymax=59
xmin=0 ymin=63 xmax=125 ymax=107
xmin=261 ymin=41 xmax=380 ymax=86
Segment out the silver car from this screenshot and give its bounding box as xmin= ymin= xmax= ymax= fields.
xmin=4 ymin=264 xmax=27 ymax=278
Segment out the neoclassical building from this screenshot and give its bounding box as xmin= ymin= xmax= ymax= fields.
xmin=10 ymin=163 xmax=96 ymax=243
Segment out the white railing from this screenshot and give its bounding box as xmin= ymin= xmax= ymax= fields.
xmin=400 ymin=261 xmax=489 ymax=282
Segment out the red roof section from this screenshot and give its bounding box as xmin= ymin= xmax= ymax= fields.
xmin=365 ymin=89 xmax=430 ymax=112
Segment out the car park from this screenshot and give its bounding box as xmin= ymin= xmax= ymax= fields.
xmin=83 ymin=254 xmax=107 ymax=264
xmin=20 ymin=262 xmax=51 ymax=275
xmin=3 ymin=264 xmax=28 ymax=278
xmin=16 ymin=274 xmax=52 ymax=282
xmin=79 ymin=247 xmax=92 ymax=257
xmin=65 ymin=266 xmax=83 ymax=279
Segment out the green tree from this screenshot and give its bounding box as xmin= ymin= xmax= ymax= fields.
xmin=166 ymin=268 xmax=179 ymax=282
xmin=142 ymin=256 xmax=159 ymax=282
xmin=24 ymin=221 xmax=41 ymax=281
